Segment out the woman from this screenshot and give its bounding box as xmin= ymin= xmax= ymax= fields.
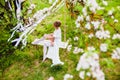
xmin=43 ymin=21 xmax=64 ymax=67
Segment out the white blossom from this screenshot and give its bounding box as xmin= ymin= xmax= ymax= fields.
xmin=64 ymin=74 xmax=73 ymax=80
xmin=85 ymin=22 xmax=91 ymax=30
xmin=112 ymin=47 xmax=120 ymax=59
xmin=108 ymin=10 xmax=114 ymax=15
xmin=77 ymin=15 xmax=84 ymax=22
xmin=89 ymin=7 xmax=96 ymax=13
xmin=82 ymin=7 xmax=87 ymax=16
xmin=88 ymin=33 xmax=94 ymax=39
xmin=74 ymin=36 xmax=79 ymax=41
xmin=87 ymin=0 xmax=103 ymax=13
xmin=112 ymin=33 xmax=120 ymax=39
xmin=67 ymin=45 xmax=72 ymax=52
xmin=73 ymin=47 xmax=84 ymax=54
xmin=73 ymin=47 xmax=79 ymax=54
xmin=30 ymin=4 xmax=36 ymax=10
xmin=114 ymin=19 xmax=119 ymax=23
xmin=100 ymin=43 xmax=108 ymax=52
xmin=76 ymin=50 xmax=105 ymax=80
xmin=102 ymin=0 xmax=108 ymax=6
xmin=76 ymin=23 xmax=80 ymax=28
xmin=91 ymin=21 xmax=100 ymax=30
xmin=86 ymin=72 xmax=91 ymax=77
xmin=79 ymin=71 xmax=85 ymax=79
xmin=76 ymin=53 xmax=90 ymax=70
xmin=91 ymin=53 xmax=99 ymax=60
xmin=76 ymin=51 xmax=98 ymax=71
xmin=75 ymin=15 xmax=84 ymax=28
xmin=92 ymin=69 xmax=105 ymax=80
xmin=86 ymin=15 xmax=90 ymax=21
xmin=111 ymin=15 xmax=114 ymax=19
xmin=95 ymin=30 xmax=110 ymax=39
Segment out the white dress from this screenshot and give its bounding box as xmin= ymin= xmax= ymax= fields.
xmin=46 ymin=28 xmax=64 ymax=66
xmin=31 ymin=27 xmax=64 ymax=66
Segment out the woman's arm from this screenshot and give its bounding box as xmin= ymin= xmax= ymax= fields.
xmin=44 ymin=34 xmax=54 ymax=42
xmin=45 ymin=34 xmax=54 ymax=46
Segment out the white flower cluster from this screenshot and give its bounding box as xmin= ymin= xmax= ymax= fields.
xmin=112 ymin=33 xmax=120 ymax=39
xmin=63 ymin=74 xmax=73 ymax=80
xmin=29 ymin=4 xmax=36 ymax=10
xmin=85 ymin=22 xmax=91 ymax=30
xmin=67 ymin=45 xmax=72 ymax=52
xmin=112 ymin=47 xmax=120 ymax=59
xmin=86 ymin=15 xmax=90 ymax=21
xmin=111 ymin=15 xmax=114 ymax=19
xmin=87 ymin=0 xmax=104 ymax=13
xmin=91 ymin=21 xmax=101 ymax=30
xmin=74 ymin=36 xmax=79 ymax=41
xmin=95 ymin=30 xmax=110 ymax=39
xmin=85 ymin=20 xmax=101 ymax=30
xmin=75 ymin=0 xmax=105 ymax=28
xmin=100 ymin=43 xmax=108 ymax=52
xmin=75 ymin=15 xmax=84 ymax=28
xmin=88 ymin=33 xmax=94 ymax=38
xmin=108 ymin=9 xmax=114 ymax=16
xmin=79 ymin=71 xmax=85 ymax=79
xmin=76 ymin=50 xmax=105 ymax=80
xmin=79 ymin=71 xmax=91 ymax=79
xmin=73 ymin=47 xmax=84 ymax=54
xmin=82 ymin=7 xmax=87 ymax=16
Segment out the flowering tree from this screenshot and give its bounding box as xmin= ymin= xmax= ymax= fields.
xmin=65 ymin=0 xmax=120 ymax=80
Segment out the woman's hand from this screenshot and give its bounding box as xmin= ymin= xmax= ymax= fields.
xmin=51 ymin=41 xmax=54 ymax=46
xmin=43 ymin=33 xmax=54 ymax=42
